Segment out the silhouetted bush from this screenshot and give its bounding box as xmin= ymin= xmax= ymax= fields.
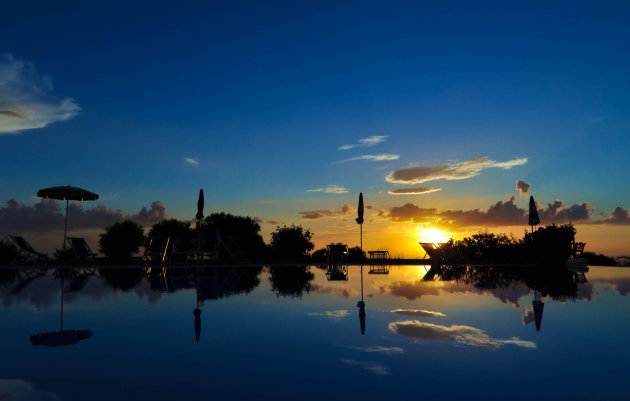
xmin=582 ymin=252 xmax=616 ymax=266
xmin=268 ymin=266 xmax=314 ymax=298
xmin=311 ymin=247 xmax=328 ymax=263
xmin=147 ymin=218 xmax=194 ymax=244
xmin=270 ymin=225 xmax=314 ymax=260
xmin=0 ymin=239 xmax=18 ymax=265
xmin=53 ymin=247 xmax=74 ymax=262
xmin=203 ymin=213 xmax=267 ymax=257
xmin=99 ymin=220 xmax=146 ymax=259
xmin=348 ymin=246 xmax=366 ymax=262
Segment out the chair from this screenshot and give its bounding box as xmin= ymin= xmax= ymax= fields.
xmin=144 ymin=237 xmax=170 ymax=263
xmin=8 ymin=236 xmax=48 ymax=265
xmin=220 ymin=235 xmax=246 ymax=260
xmin=66 ymin=237 xmax=98 ymax=262
xmin=168 ymin=238 xmax=195 ymax=264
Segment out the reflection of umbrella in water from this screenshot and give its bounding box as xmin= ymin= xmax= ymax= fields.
xmin=30 ymin=275 xmax=92 ymax=346
xmin=37 ymin=185 xmax=99 ymax=250
xmin=357 ymin=265 xmax=365 ymax=335
xmin=533 ymin=290 xmax=544 ymax=332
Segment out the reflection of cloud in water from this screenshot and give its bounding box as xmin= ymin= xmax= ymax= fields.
xmin=349 ymin=346 xmax=404 ymax=355
xmin=589 ymin=277 xmax=630 ymax=296
xmin=389 ymin=320 xmax=536 ymax=350
xmin=310 ymin=282 xmax=357 ymax=299
xmin=340 ymin=358 xmax=391 ymax=375
xmin=308 ymin=310 xmax=349 ymax=320
xmin=0 ymin=379 xmax=61 ymax=400
xmin=391 ymin=309 xmax=445 ymax=317
xmin=378 ymin=280 xmax=529 ymax=307
xmin=522 ymin=305 xmax=535 ymax=326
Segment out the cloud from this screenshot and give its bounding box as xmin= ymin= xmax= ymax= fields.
xmin=339 ymin=359 xmax=391 ymax=375
xmin=335 ymin=154 xmax=400 ymax=163
xmin=184 ymin=157 xmax=199 ymax=166
xmin=391 ymin=309 xmax=446 ymax=317
xmin=348 ymin=346 xmax=404 ymax=355
xmin=0 ymin=198 xmax=167 ymax=234
xmin=0 ymin=379 xmax=61 ymax=401
xmin=385 ymin=157 xmax=528 ymax=184
xmin=339 ymin=135 xmax=387 ymax=150
xmin=597 ymin=207 xmax=630 ymax=225
xmin=308 ymin=310 xmax=349 ymax=320
xmin=310 ymin=282 xmax=358 ymax=298
xmin=253 ymin=216 xmax=263 ymax=224
xmin=388 ymin=187 xmax=442 ymax=195
xmin=299 ymin=204 xmax=352 ymax=220
xmin=388 ymin=320 xmax=536 ymax=350
xmin=516 ymin=179 xmax=530 ymax=197
xmin=386 ymin=196 xmax=593 ymax=227
xmin=306 ymin=185 xmax=349 ymax=194
xmin=0 ymin=54 xmax=80 ymax=134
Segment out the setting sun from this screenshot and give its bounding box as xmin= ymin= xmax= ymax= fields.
xmin=417 ymin=227 xmax=451 ymax=244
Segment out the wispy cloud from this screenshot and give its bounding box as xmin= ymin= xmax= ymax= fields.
xmin=306 ymin=185 xmax=349 ymax=194
xmin=340 ymin=358 xmax=391 ymax=375
xmin=348 ymin=346 xmax=404 ymax=355
xmin=388 ymin=187 xmax=442 ymax=195
xmin=184 ymin=157 xmax=199 ymax=166
xmin=299 ymin=204 xmax=352 ymax=220
xmin=516 ymin=179 xmax=530 ymax=197
xmin=308 ymin=310 xmax=349 ymax=320
xmin=339 ymin=135 xmax=387 ymax=150
xmin=391 ymin=309 xmax=446 ymax=317
xmin=386 ymin=157 xmax=528 ymax=184
xmin=389 ymin=320 xmax=536 ymax=350
xmin=0 ymin=54 xmax=80 ymax=134
xmin=335 ymin=154 xmax=400 ymax=164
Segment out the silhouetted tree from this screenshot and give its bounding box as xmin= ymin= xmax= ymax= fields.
xmin=203 ymin=213 xmax=267 ymax=257
xmin=147 ymin=218 xmax=194 ymax=244
xmin=270 ymin=225 xmax=314 ymax=260
xmin=348 ymin=246 xmax=366 ymax=262
xmin=99 ymin=220 xmax=146 ymax=259
xmin=268 ymin=266 xmax=314 ymax=298
xmin=581 ymin=252 xmax=616 ymax=266
xmin=0 ymin=239 xmax=18 ymax=265
xmin=311 ymin=247 xmax=328 ymax=263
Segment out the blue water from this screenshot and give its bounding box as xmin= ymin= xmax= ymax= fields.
xmin=1 ymin=265 xmax=628 ymax=400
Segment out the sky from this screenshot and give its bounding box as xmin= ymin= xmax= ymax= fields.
xmin=1 ymin=0 xmax=630 ymax=257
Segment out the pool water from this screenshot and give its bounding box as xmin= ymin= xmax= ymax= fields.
xmin=1 ymin=264 xmax=628 ymax=400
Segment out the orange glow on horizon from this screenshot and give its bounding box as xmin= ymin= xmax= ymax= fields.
xmin=417 ymin=227 xmax=452 ymax=245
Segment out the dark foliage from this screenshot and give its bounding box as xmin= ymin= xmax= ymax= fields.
xmin=348 ymin=246 xmax=366 ymax=262
xmin=147 ymin=219 xmax=194 ymax=245
xmin=0 ymin=239 xmax=18 ymax=265
xmin=99 ymin=268 xmax=146 ymax=291
xmin=311 ymin=248 xmax=328 ymax=263
xmin=53 ymin=247 xmax=75 ymax=262
xmin=270 ymin=225 xmax=314 ymax=260
xmin=582 ymin=252 xmax=617 ymax=266
xmin=99 ymin=220 xmax=146 ymax=259
xmin=203 ymin=213 xmax=267 ymax=257
xmin=268 ymin=266 xmax=314 ymax=298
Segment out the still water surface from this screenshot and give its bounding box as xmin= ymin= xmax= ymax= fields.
xmin=1 ymin=264 xmax=628 ymax=400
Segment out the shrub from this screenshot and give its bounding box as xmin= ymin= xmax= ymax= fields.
xmin=270 ymin=225 xmax=314 ymax=260
xmin=99 ymin=220 xmax=146 ymax=259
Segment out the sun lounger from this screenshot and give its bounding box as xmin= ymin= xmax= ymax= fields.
xmin=220 ymin=235 xmax=246 ymax=260
xmin=8 ymin=236 xmax=48 ymax=265
xmin=66 ymin=237 xmax=98 ymax=262
xmin=168 ymin=238 xmax=195 ymax=264
xmin=145 ymin=237 xmax=170 ymax=263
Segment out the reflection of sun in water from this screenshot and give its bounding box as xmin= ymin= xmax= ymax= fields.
xmin=417 ymin=227 xmax=451 ymax=244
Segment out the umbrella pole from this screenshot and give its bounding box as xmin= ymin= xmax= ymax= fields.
xmin=63 ymin=199 xmax=69 ymax=251
xmin=360 ymin=223 xmax=363 ymax=253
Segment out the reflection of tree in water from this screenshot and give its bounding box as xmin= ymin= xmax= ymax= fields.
xmin=196 ymin=266 xmax=263 ymax=302
xmin=432 ymin=265 xmax=582 ymax=300
xmin=99 ymin=268 xmax=146 ymax=291
xmin=0 ymin=268 xmax=17 ymax=288
xmin=268 ymin=266 xmax=314 ymax=298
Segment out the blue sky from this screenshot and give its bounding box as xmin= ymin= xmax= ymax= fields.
xmin=1 ymin=1 xmax=629 ymax=255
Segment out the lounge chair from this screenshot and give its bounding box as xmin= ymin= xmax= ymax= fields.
xmin=145 ymin=237 xmax=170 ymax=264
xmin=220 ymin=235 xmax=246 ymax=261
xmin=168 ymin=238 xmax=195 ymax=264
xmin=8 ymin=236 xmax=48 ymax=265
xmin=66 ymin=237 xmax=98 ymax=262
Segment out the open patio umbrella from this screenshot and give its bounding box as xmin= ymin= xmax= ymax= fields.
xmin=528 ymin=195 xmax=540 ymax=236
xmin=37 ymin=185 xmax=99 ymax=250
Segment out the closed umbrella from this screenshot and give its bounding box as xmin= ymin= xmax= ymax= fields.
xmin=196 ymin=189 xmax=204 ymax=258
xmin=37 ymin=185 xmax=99 ymax=250
xmin=528 ymin=195 xmax=540 ymax=236
xmin=355 ymin=192 xmax=364 ymax=251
